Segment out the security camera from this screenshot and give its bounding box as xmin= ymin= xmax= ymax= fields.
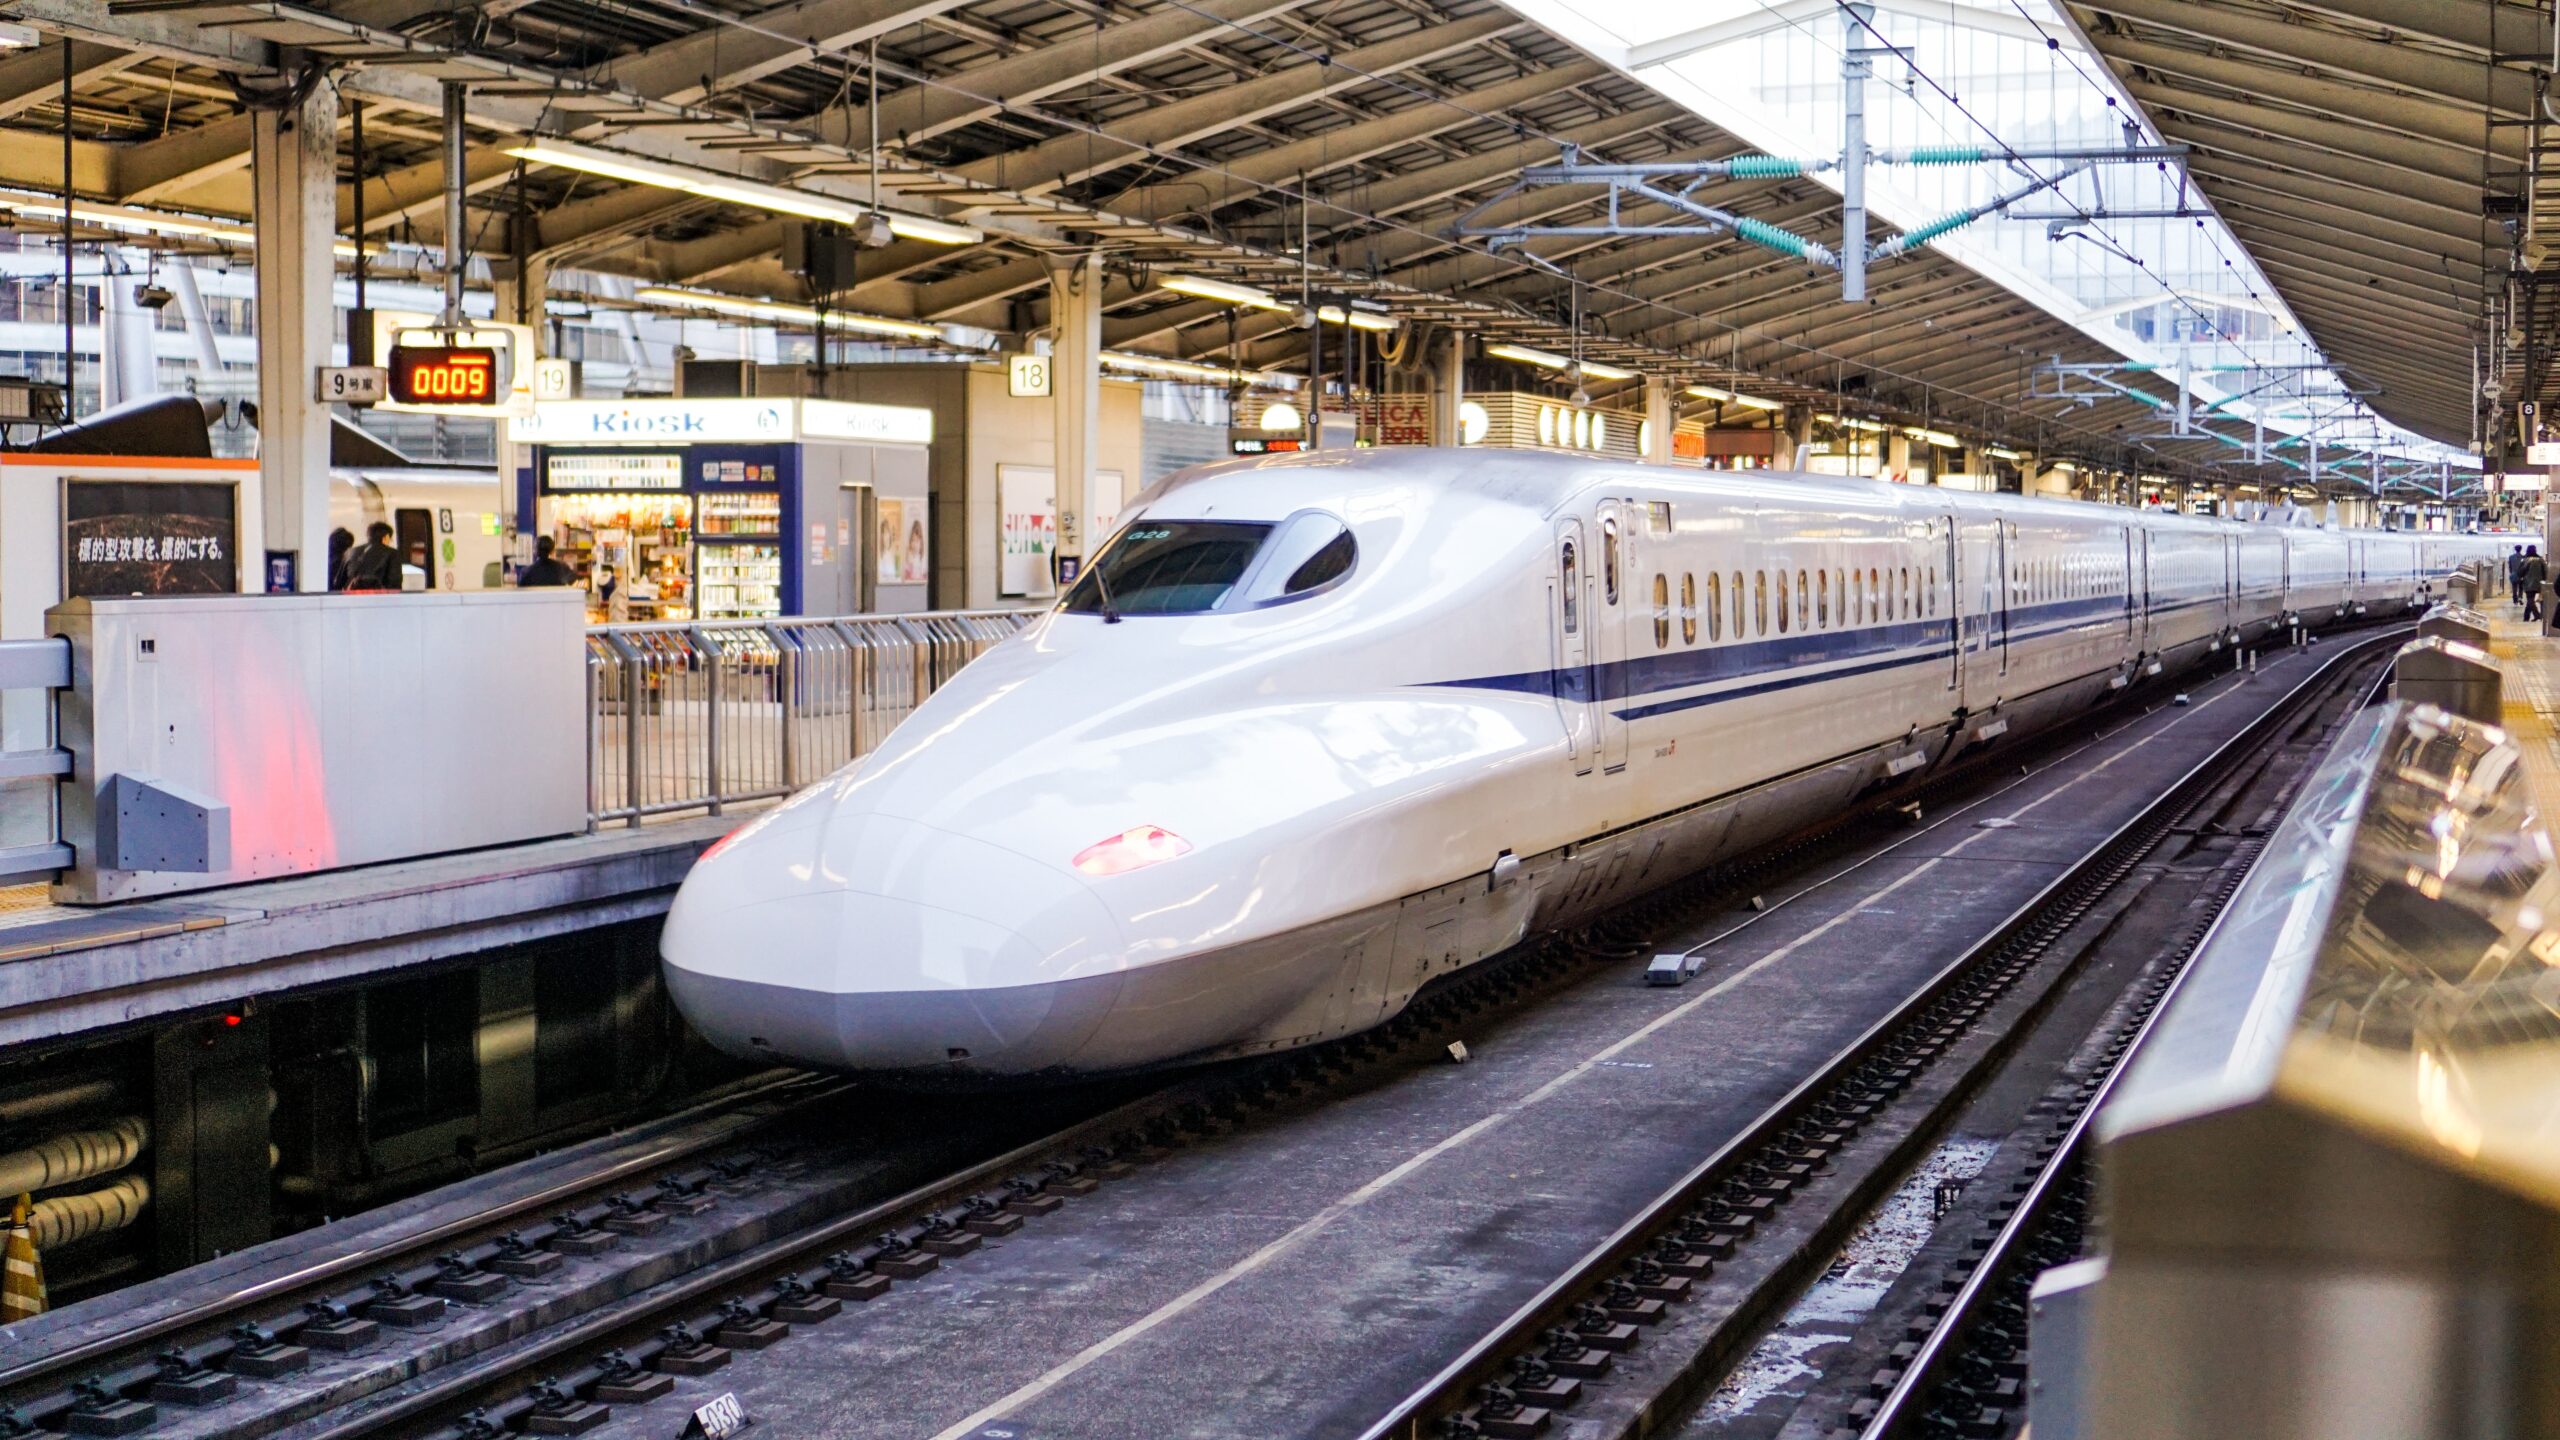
xmin=1569 ymin=387 xmax=1592 ymax=407
xmin=133 ymin=284 xmax=172 ymax=310
xmin=1291 ymin=305 xmax=1318 ymax=330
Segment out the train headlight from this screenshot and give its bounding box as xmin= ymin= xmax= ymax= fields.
xmin=1072 ymin=825 xmax=1193 ymax=877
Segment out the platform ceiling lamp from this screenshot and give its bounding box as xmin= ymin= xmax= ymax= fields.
xmin=1159 ymin=274 xmax=1291 ymax=311
xmin=508 ymin=141 xmax=983 ymax=245
xmin=1485 ymin=342 xmax=1634 ymax=383
xmin=633 ymin=284 xmax=942 ymax=340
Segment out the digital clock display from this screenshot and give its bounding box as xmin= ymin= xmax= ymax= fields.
xmin=388 ymin=345 xmax=501 ymax=406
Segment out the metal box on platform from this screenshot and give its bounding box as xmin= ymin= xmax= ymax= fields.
xmin=50 ymin=590 xmax=586 ymax=902
xmin=2391 ymin=635 xmax=2502 ymax=725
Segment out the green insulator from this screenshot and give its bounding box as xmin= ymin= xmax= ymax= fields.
xmin=1732 ymin=215 xmax=1814 ymax=259
xmin=1724 ymin=155 xmax=1809 ymax=179
xmin=1897 ymin=145 xmax=1986 ymax=166
xmin=1882 ymin=210 xmax=1981 ymax=255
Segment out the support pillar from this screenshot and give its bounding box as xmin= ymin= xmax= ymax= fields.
xmin=1643 ymin=377 xmax=1673 ymax=466
xmin=1886 ymin=433 xmax=1911 ymax=482
xmin=1432 ymin=328 xmax=1464 ymax=447
xmin=251 ymin=80 xmax=339 ymax=592
xmin=1046 ymin=253 xmax=1102 ymax=587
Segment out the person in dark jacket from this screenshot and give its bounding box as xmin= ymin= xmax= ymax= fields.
xmin=339 ymin=521 xmax=403 ymax=591
xmin=326 ymin=527 xmax=355 ymax=591
xmin=2522 ymin=546 xmax=2547 ymax=623
xmin=517 ymin=535 xmax=577 ymax=587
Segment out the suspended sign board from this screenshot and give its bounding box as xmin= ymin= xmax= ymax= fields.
xmin=368 ymin=311 xmax=536 ymax=416
xmin=387 ymin=345 xmax=501 ymax=406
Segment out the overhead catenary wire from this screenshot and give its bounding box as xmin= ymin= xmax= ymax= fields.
xmin=585 ymin=0 xmax=2219 ymax=475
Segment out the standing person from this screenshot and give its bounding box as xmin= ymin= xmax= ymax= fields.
xmin=517 ymin=535 xmax=576 ymax=587
xmin=2523 ymin=546 xmax=2547 ymax=623
xmin=2510 ymin=545 xmax=2527 ymax=609
xmin=326 ymin=527 xmax=355 ymax=591
xmin=339 ymin=522 xmax=403 ymax=591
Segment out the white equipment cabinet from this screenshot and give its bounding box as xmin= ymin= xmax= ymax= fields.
xmin=51 ymin=589 xmax=587 ymax=902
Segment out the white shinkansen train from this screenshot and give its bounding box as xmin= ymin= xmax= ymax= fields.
xmin=660 ymin=450 xmax=2507 ymax=1081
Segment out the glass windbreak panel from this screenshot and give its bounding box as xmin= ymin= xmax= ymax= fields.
xmin=1061 ymin=521 xmax=1274 ymax=615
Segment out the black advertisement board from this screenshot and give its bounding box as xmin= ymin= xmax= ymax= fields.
xmin=64 ymin=478 xmax=239 ymax=597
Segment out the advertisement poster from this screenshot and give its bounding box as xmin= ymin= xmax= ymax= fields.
xmin=998 ymin=465 xmax=1056 ymax=599
xmin=874 ymin=499 xmax=930 ymax=585
xmin=64 ymin=479 xmax=238 ymax=597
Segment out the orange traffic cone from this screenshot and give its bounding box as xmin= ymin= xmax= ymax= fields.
xmin=1 ymin=1194 xmax=43 ymax=1321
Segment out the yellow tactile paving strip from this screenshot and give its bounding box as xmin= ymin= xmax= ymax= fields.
xmin=2488 ymin=613 xmax=2560 ymax=846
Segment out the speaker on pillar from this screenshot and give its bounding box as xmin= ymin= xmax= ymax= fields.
xmin=785 ymin=224 xmax=873 ymax=298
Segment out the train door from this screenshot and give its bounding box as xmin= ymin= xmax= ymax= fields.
xmin=2226 ymin=535 xmax=2241 ymax=630
xmin=2132 ymin=527 xmax=2153 ymax=655
xmin=1593 ymin=501 xmax=1630 ymax=772
xmin=1553 ymin=520 xmax=1596 ymax=776
xmin=1994 ymin=520 xmax=2014 ymax=676
xmin=394 ymin=507 xmax=435 ymax=589
xmin=1942 ymin=517 xmax=1961 ymax=692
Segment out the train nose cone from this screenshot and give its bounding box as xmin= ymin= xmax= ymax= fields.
xmin=661 ymin=807 xmax=1128 ymax=1077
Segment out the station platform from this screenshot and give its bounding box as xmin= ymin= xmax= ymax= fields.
xmin=2486 ymin=611 xmax=2560 ymax=843
xmin=0 ymin=811 xmax=733 ymax=1051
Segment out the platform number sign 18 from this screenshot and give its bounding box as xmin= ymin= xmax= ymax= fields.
xmin=1008 ymin=353 xmax=1052 ymax=398
xmin=683 ymin=1393 xmax=749 ymax=1440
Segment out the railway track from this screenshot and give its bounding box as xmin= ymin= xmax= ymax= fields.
xmin=1358 ymin=625 xmax=2399 ymax=1440
xmin=0 ymin=626 xmax=2406 ymax=1440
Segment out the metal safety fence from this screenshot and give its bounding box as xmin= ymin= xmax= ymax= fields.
xmin=585 ymin=609 xmax=1038 ymax=829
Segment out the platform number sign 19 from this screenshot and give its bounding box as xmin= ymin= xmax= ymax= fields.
xmin=1008 ymin=353 xmax=1052 ymax=399
xmin=683 ymin=1393 xmax=749 ymax=1440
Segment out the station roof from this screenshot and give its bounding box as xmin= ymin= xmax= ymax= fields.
xmin=0 ymin=0 xmax=2507 ymax=489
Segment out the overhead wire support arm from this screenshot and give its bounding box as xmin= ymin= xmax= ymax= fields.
xmin=1449 ymin=144 xmax=1840 ymax=269
xmin=1871 ymin=160 xmax=2095 ymax=262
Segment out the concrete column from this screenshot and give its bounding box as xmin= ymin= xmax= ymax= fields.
xmin=251 ymin=81 xmax=339 ymax=592
xmin=1785 ymin=407 xmax=1813 ymax=469
xmin=1886 ymin=433 xmax=1911 ymax=481
xmin=1046 ymin=253 xmax=1102 ymax=580
xmin=1432 ymin=328 xmax=1463 ymax=446
xmin=1643 ymin=377 xmax=1673 ymax=466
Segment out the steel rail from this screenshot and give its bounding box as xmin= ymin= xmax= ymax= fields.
xmin=0 ymin=1069 xmax=843 ymax=1398
xmin=296 ymin=1086 xmax=1190 ymax=1440
xmin=1354 ymin=625 xmax=2407 ymax=1440
xmin=1854 ymin=654 xmax=2372 ymax=1437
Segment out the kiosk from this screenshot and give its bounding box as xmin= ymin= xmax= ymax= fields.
xmin=509 ymin=396 xmax=935 ymax=620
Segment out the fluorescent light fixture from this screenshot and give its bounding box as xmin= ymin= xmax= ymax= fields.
xmin=1486 ymin=342 xmax=1569 ymax=370
xmin=1486 ymin=342 xmax=1635 ymax=381
xmin=1983 ymin=445 xmax=2027 ymax=461
xmin=509 ymin=142 xmax=981 ymax=244
xmin=1099 ymin=350 xmax=1252 ymax=384
xmin=0 ymin=192 xmax=256 ymax=244
xmin=633 ymin=284 xmax=941 ymax=340
xmin=1161 ymin=274 xmax=1288 ymax=311
xmin=1315 ymin=305 xmax=1398 ymax=333
xmin=881 ymin=213 xmax=983 ymax=246
xmin=1903 ymin=427 xmax=1960 ymax=448
xmin=1819 ymin=413 xmax=1886 ymax=433
xmin=1687 ymin=384 xmax=1783 ymax=411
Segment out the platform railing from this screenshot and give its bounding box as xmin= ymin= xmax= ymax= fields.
xmin=584 ymin=609 xmax=1040 ymax=829
xmin=0 ymin=638 xmax=74 ymax=885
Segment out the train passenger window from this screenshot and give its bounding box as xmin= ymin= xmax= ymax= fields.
xmin=1871 ymin=566 xmax=1883 ymax=622
xmin=1755 ymin=571 xmax=1769 ymax=635
xmin=1706 ymin=573 xmax=1722 ymax=641
xmin=1816 ymin=569 xmax=1829 ymax=627
xmin=1775 ymin=570 xmax=1789 ymax=633
xmin=1927 ymin=566 xmax=1937 ymax=615
xmin=1796 ymin=569 xmax=1809 ymax=630
xmin=1653 ymin=574 xmax=1671 ymax=649
xmin=1602 ymin=517 xmax=1620 ymax=604
xmin=1560 ymin=541 xmax=1580 ymax=636
xmin=1850 ymin=569 xmax=1863 ymax=626
xmin=1732 ymin=571 xmax=1744 ymax=639
xmin=1061 ymin=519 xmax=1274 ymax=615
xmin=1681 ymin=574 xmax=1698 ymax=645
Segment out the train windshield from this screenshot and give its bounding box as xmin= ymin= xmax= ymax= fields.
xmin=1062 ymin=520 xmax=1274 ymax=615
